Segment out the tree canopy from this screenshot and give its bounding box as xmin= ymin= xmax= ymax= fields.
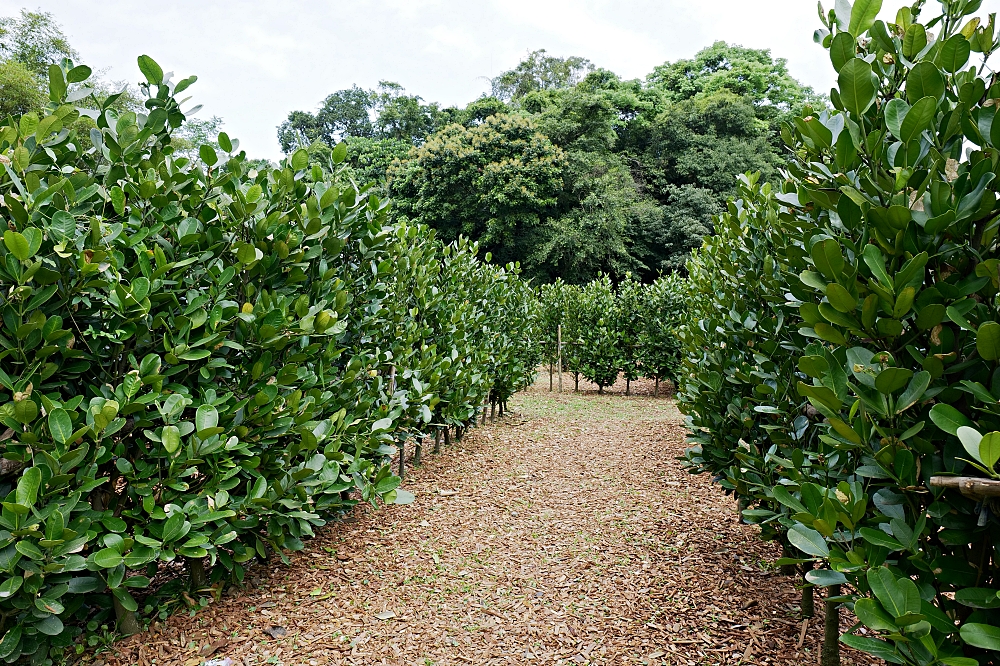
xmin=276 ymin=42 xmax=817 ymax=283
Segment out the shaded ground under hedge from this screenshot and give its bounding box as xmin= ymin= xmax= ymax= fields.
xmin=89 ymin=374 xmax=878 ymax=666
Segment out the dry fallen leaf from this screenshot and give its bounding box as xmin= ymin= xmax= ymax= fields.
xmin=98 ymin=375 xmax=879 ymax=666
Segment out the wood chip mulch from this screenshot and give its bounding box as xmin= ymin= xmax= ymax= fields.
xmin=91 ymin=375 xmax=881 ymax=666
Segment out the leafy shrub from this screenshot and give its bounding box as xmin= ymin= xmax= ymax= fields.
xmin=0 ymin=56 xmax=538 ymax=662
xmin=640 ymin=274 xmax=687 ymax=395
xmin=680 ymin=1 xmax=1000 ymax=662
xmin=540 ymin=274 xmax=686 ymax=394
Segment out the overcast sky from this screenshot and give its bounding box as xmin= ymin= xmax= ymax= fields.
xmin=3 ymin=0 xmax=998 ymax=159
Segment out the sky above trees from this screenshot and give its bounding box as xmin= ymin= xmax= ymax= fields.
xmin=0 ymin=0 xmax=853 ymax=158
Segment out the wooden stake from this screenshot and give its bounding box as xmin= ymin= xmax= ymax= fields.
xmin=557 ymin=325 xmax=563 ymax=393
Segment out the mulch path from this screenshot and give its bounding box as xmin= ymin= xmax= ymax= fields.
xmin=91 ymin=376 xmax=879 ymax=666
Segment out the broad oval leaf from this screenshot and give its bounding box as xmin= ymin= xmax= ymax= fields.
xmin=928 ymin=403 xmax=973 ymax=436
xmin=960 ymin=623 xmax=1000 ymax=650
xmin=787 ymin=524 xmax=829 ymax=557
xmin=838 ymin=59 xmax=878 ymax=116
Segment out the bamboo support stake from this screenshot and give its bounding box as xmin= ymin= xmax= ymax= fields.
xmin=930 ymin=475 xmax=1000 ymax=499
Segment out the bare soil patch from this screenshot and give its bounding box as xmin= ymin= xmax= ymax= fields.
xmin=94 ymin=376 xmax=877 ymax=666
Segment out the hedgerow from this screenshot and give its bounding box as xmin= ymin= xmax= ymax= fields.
xmin=539 ymin=274 xmax=686 ymax=395
xmin=679 ymin=2 xmax=1000 ymax=663
xmin=0 ymin=56 xmax=539 ymax=662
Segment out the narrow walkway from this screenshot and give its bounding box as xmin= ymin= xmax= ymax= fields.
xmin=104 ymin=377 xmax=876 ymax=666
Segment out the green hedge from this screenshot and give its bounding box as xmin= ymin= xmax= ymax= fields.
xmin=539 ymin=274 xmax=685 ymax=395
xmin=0 ymin=57 xmax=539 ymax=662
xmin=680 ymin=2 xmax=1000 ymax=663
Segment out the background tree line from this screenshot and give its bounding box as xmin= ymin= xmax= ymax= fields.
xmin=280 ymin=44 xmax=822 ymax=283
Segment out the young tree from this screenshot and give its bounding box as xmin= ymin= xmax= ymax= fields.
xmin=576 ymin=275 xmax=620 ymax=393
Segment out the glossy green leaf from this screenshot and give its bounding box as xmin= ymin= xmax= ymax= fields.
xmin=938 ymin=34 xmax=971 ymax=73
xmin=838 ymin=59 xmax=878 ymax=116
xmin=788 ymin=524 xmax=829 ymax=557
xmin=899 ymin=96 xmax=938 ymax=142
xmin=93 ymin=548 xmax=124 ymax=568
xmin=960 ymin=623 xmax=1000 ymax=650
xmin=137 ymin=54 xmax=164 ymax=85
xmin=902 ymin=23 xmax=927 ymax=59
xmin=16 ymin=467 xmax=41 ymax=507
xmin=929 ymin=403 xmax=973 ymax=435
xmin=3 ymin=230 xmax=30 ymax=261
xmin=830 ymin=32 xmax=857 ymax=72
xmin=906 ymin=62 xmax=944 ymax=103
xmin=977 ymin=321 xmax=1000 ymax=360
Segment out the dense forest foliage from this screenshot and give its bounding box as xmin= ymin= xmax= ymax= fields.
xmin=280 ymin=45 xmax=821 ymax=283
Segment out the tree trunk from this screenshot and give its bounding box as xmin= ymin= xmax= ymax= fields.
xmin=490 ymin=402 xmax=496 ymax=423
xmin=414 ymin=437 xmax=422 ymax=466
xmin=574 ymin=372 xmax=579 ymax=391
xmin=456 ymin=426 xmax=464 ymax=442
xmin=626 ymin=376 xmax=631 ymax=396
xmin=444 ymin=427 xmax=451 ymax=447
xmin=188 ymin=557 xmax=208 ymax=589
xmin=654 ymin=377 xmax=659 ymax=397
xmin=780 ymin=543 xmax=796 ymax=576
xmin=113 ymin=592 xmax=141 ymax=636
xmin=598 ymin=385 xmax=604 ymax=395
xmin=822 ymin=584 xmax=841 ymax=666
xmin=549 ymin=362 xmax=553 ymax=391
xmin=801 ymin=562 xmax=815 ymax=618
xmin=434 ymin=428 xmax=442 ymax=454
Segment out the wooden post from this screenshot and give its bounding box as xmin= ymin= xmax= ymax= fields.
xmin=398 ymin=438 xmax=405 ymax=479
xmin=557 ymin=325 xmax=562 ymax=393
